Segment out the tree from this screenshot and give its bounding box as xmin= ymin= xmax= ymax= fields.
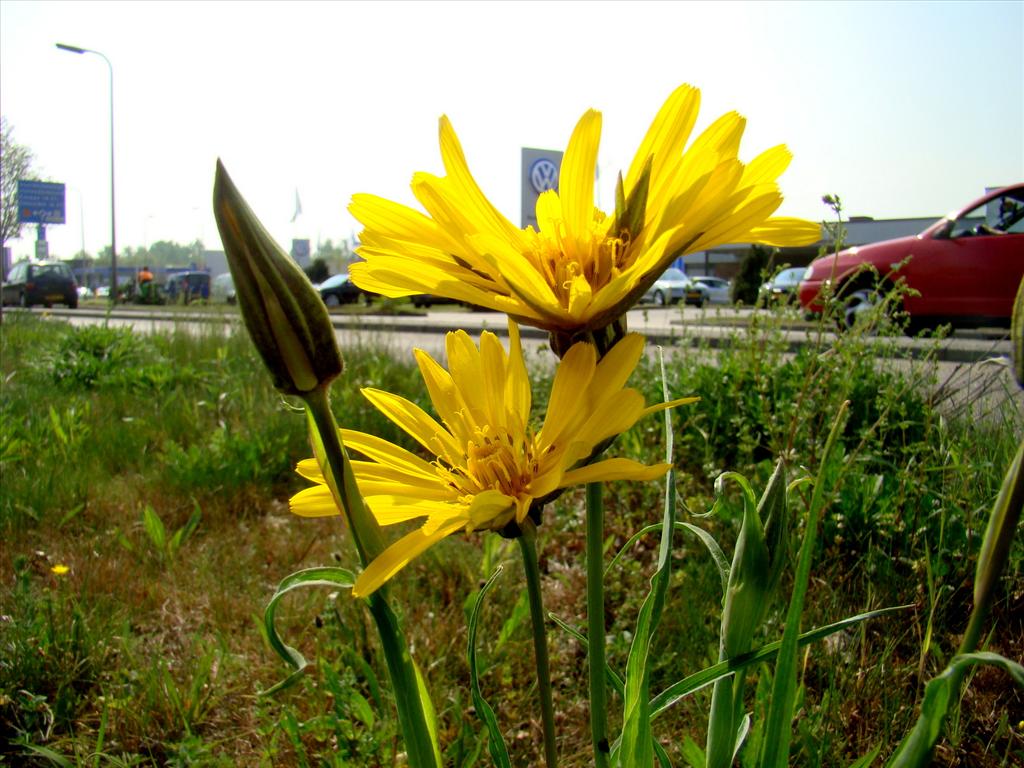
xmin=732 ymin=244 xmax=777 ymax=305
xmin=304 ymin=257 xmax=329 ymax=284
xmin=1 ymin=117 xmax=37 ymax=251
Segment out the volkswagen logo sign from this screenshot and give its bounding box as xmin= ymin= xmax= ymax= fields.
xmin=529 ymin=158 xmax=560 ymax=194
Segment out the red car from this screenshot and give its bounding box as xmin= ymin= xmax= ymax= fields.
xmin=799 ymin=184 xmax=1024 ymax=329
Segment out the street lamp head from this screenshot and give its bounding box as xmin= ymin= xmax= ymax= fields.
xmin=56 ymin=43 xmax=87 ymax=54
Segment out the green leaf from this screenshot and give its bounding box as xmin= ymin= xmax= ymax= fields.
xmin=170 ymin=503 xmax=202 ymax=556
xmin=680 ymin=735 xmax=706 ymax=768
xmin=57 ymin=503 xmax=85 ymax=529
xmin=650 ymin=605 xmax=911 ymax=719
xmin=608 ymin=522 xmax=730 ymax=598
xmin=886 ymin=652 xmax=1024 ymax=767
xmin=496 ymin=588 xmax=530 ymax=652
xmin=549 ymin=613 xmax=626 ymax=698
xmin=847 ymin=744 xmax=881 ymax=768
xmin=142 ymin=505 xmax=166 ymax=553
xmin=260 ymin=566 xmax=356 ymax=696
xmin=617 ymin=352 xmax=677 ymax=766
xmin=349 ymin=688 xmax=376 ymax=729
xmin=759 ymin=403 xmax=849 ymax=768
xmin=17 ymin=742 xmax=73 ymax=767
xmin=48 ymin=405 xmax=68 ymax=446
xmin=467 ymin=565 xmax=512 ymax=768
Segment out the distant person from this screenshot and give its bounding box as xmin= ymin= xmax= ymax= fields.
xmin=138 ymin=266 xmax=155 ymax=302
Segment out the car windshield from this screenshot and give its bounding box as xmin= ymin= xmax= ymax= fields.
xmin=320 ymin=273 xmax=350 ymax=289
xmin=775 ymin=268 xmax=804 ymax=285
xmin=34 ymin=263 xmax=72 ymax=278
xmin=659 ymin=268 xmax=687 ymax=282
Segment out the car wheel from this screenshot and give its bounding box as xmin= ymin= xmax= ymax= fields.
xmin=68 ymin=298 xmax=78 ymax=309
xmin=360 ymin=292 xmax=373 ymax=307
xmin=840 ymin=288 xmax=878 ymax=329
xmin=653 ymin=289 xmax=666 ymax=306
xmin=323 ymin=293 xmax=340 ymax=307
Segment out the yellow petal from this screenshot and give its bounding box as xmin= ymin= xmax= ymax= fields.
xmin=350 ymin=461 xmax=453 ymax=501
xmin=746 ymin=217 xmax=823 ymax=247
xmin=538 ymin=339 xmax=597 ymax=451
xmin=504 ymin=321 xmax=532 ymax=428
xmin=290 ymin=485 xmax=341 ymax=517
xmin=742 ymin=144 xmax=793 ymax=186
xmin=362 ymin=495 xmax=455 ymax=526
xmin=465 ymin=489 xmax=517 ymax=531
xmin=562 ymin=458 xmax=672 ymax=486
xmin=560 ymin=109 xmax=602 ymax=246
xmin=438 ymin=116 xmax=524 ymax=245
xmin=479 ymin=330 xmax=509 ymax=428
xmin=353 ymin=516 xmax=468 ymax=597
xmin=627 ymin=84 xmax=701 ymax=209
xmin=571 ymin=389 xmax=646 ymax=453
xmin=341 ymin=429 xmax=440 ymax=480
xmin=414 ymin=348 xmax=474 ymax=446
xmin=296 ymin=457 xmax=325 ymax=484
xmin=359 ymin=388 xmax=464 ymax=461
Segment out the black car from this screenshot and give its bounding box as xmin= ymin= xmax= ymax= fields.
xmin=2 ymin=260 xmax=78 ymax=308
xmin=759 ymin=267 xmax=805 ymax=305
xmin=318 ymin=273 xmax=373 ymax=306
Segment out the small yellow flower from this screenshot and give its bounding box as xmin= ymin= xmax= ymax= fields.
xmin=350 ymin=84 xmax=820 ymax=337
xmin=50 ymin=564 xmax=69 ymax=576
xmin=291 ymin=321 xmax=693 ymax=596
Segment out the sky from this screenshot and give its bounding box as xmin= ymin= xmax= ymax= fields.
xmin=1 ymin=0 xmax=1021 ymax=262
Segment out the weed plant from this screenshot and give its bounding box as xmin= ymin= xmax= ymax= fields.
xmin=1 ymin=308 xmax=1021 ymax=765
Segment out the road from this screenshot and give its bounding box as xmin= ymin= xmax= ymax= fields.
xmin=11 ymin=303 xmax=1023 ymax=422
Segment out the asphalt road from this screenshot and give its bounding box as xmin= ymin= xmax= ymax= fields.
xmin=10 ymin=303 xmax=1022 ymax=422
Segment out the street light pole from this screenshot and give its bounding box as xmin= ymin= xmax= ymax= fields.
xmin=56 ymin=43 xmax=117 ymax=303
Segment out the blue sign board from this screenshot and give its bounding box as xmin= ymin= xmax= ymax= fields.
xmin=18 ymin=180 xmax=66 ymax=224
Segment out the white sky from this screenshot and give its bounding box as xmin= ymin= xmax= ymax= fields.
xmin=1 ymin=0 xmax=1021 ymax=261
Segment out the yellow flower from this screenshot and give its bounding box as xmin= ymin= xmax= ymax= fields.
xmin=291 ymin=321 xmax=693 ymax=596
xmin=349 ymin=84 xmax=820 ymax=336
xmin=50 ymin=564 xmax=69 ymax=576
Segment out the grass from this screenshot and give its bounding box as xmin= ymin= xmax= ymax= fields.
xmin=1 ymin=308 xmax=1022 ymax=766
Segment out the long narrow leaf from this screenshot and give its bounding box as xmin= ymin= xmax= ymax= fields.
xmin=608 ymin=522 xmax=730 ymax=598
xmin=260 ymin=566 xmax=355 ymax=695
xmin=467 ymin=566 xmax=513 ymax=768
xmin=617 ymin=350 xmax=676 ymax=766
xmin=759 ymin=401 xmax=849 ymax=768
xmin=650 ymin=605 xmax=911 ymax=719
xmin=549 ymin=613 xmax=626 ymax=698
xmin=142 ymin=505 xmax=166 ymax=553
xmin=886 ymin=652 xmax=1024 ymax=767
xmin=847 ymin=744 xmax=882 ymax=768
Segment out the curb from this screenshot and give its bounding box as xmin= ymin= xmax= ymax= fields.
xmin=30 ymin=306 xmax=1011 ymax=365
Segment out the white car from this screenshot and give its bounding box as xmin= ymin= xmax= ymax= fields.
xmin=642 ymin=267 xmax=691 ymax=306
xmin=689 ymin=276 xmax=732 ymax=306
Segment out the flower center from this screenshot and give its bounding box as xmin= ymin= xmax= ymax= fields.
xmin=451 ymin=426 xmax=538 ymax=500
xmin=528 ymin=214 xmax=627 ymax=309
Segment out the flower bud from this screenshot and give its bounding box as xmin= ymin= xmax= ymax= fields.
xmin=213 ymin=160 xmax=342 ymax=395
xmin=719 ymin=462 xmax=788 ymax=659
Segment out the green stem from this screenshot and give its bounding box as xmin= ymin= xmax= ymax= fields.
xmin=303 ymin=385 xmax=385 ymax=564
xmin=519 ymin=522 xmax=558 ymax=768
xmin=303 ymin=386 xmax=438 ymax=768
xmin=586 ymin=481 xmax=610 ymax=768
